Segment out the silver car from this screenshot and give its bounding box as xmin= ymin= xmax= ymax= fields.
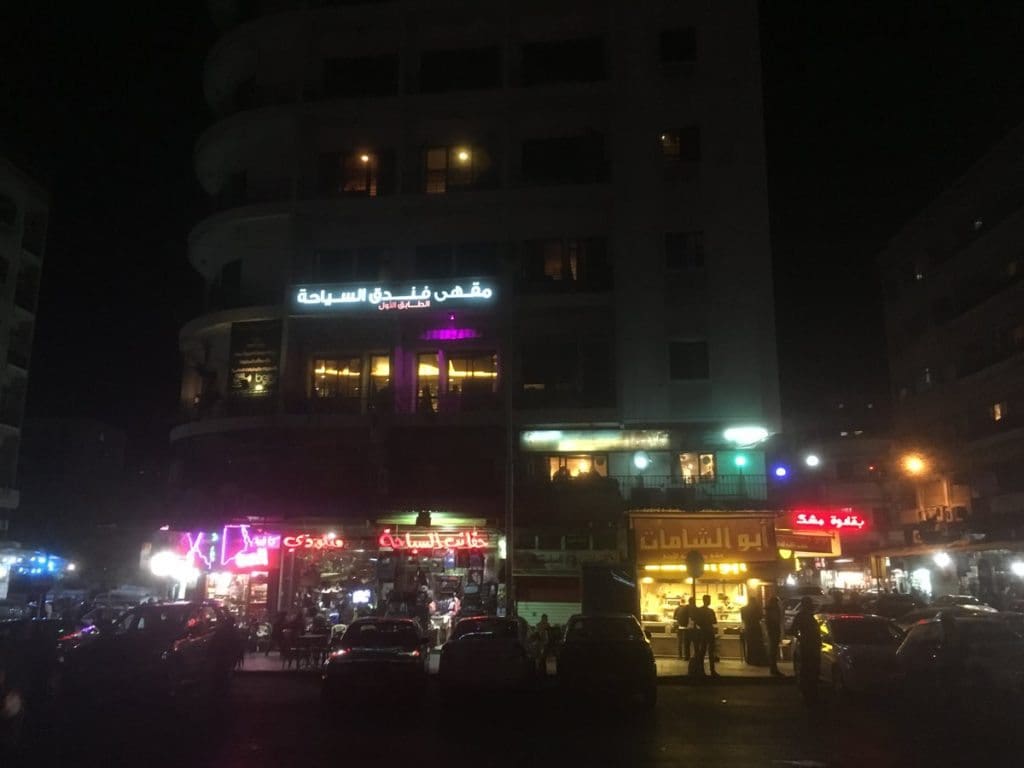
xmin=796 ymin=613 xmax=905 ymax=696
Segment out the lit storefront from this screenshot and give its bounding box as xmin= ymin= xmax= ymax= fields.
xmin=782 ymin=509 xmax=870 ymax=591
xmin=630 ymin=511 xmax=780 ymax=658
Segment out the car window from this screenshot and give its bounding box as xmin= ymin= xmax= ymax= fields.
xmin=565 ymin=616 xmax=643 ymax=642
xmin=830 ymin=619 xmax=902 ymax=644
xmin=343 ymin=622 xmax=420 ymax=648
xmin=902 ymin=622 xmax=941 ymax=652
xmin=453 ymin=618 xmax=518 ymax=639
xmin=961 ymin=621 xmax=1020 ymax=645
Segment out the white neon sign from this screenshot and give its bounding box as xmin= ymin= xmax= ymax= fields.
xmin=294 ymin=280 xmax=495 ymax=312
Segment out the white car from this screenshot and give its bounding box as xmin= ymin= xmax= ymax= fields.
xmin=795 ymin=613 xmax=904 ymax=695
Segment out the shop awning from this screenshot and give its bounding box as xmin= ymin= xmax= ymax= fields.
xmin=872 ymin=539 xmax=1024 ymax=559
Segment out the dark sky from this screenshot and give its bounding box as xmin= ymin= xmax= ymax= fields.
xmin=4 ymin=2 xmax=1024 ymax=447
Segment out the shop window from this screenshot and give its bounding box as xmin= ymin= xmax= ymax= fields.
xmin=660 ymin=27 xmax=697 ymax=64
xmin=419 ymin=47 xmax=502 ymax=93
xmin=521 ymin=38 xmax=606 ymax=86
xmin=669 ymin=341 xmax=709 ymax=380
xmin=323 ymin=54 xmax=399 ymax=98
xmin=417 ymin=352 xmax=440 ymax=412
xmin=521 ymin=134 xmax=607 ymax=185
xmin=447 ymin=352 xmax=498 ymax=397
xmin=521 ymin=237 xmax=611 ymax=292
xmin=665 ymin=231 xmax=705 ymax=271
xmin=424 ymin=146 xmax=488 ymax=194
xmin=548 ymin=454 xmax=608 ymax=481
xmin=313 ymin=357 xmax=362 ymax=401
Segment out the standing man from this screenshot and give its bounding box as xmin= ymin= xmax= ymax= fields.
xmin=764 ymin=592 xmax=784 ymax=677
xmin=791 ymin=596 xmax=822 ymax=703
xmin=673 ymin=597 xmax=695 ymax=660
xmin=694 ymin=594 xmax=719 ymax=678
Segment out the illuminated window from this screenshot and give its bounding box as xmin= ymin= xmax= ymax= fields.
xmin=679 ymin=452 xmax=715 ymax=482
xmin=369 ymin=355 xmax=390 ymax=406
xmin=548 ymin=454 xmax=608 ymax=480
xmin=992 ymin=401 xmax=1007 ymax=422
xmin=699 ymin=453 xmax=715 ymax=481
xmin=660 ymin=132 xmax=681 ymax=158
xmin=417 ymin=352 xmax=440 ymax=412
xmin=447 ymin=353 xmax=498 ymax=398
xmin=313 ymin=357 xmax=362 ymax=400
xmin=424 ymin=146 xmax=482 ymax=194
xmin=341 ymin=151 xmax=378 ymax=196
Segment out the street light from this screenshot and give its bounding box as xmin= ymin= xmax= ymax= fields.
xmin=901 ymin=454 xmax=927 ymax=476
xmin=1012 ymin=561 xmax=1024 ymax=577
xmin=633 ymin=451 xmax=651 ymax=471
xmin=933 ymin=551 xmax=952 ymax=569
xmin=804 ymin=454 xmax=821 ymax=468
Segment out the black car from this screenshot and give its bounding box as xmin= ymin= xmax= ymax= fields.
xmin=54 ymin=601 xmax=237 ymax=707
xmin=322 ymin=618 xmax=427 ymax=705
xmin=1 ymin=619 xmax=65 ymax=751
xmin=557 ymin=614 xmax=657 ymax=709
xmin=439 ymin=616 xmax=534 ymax=697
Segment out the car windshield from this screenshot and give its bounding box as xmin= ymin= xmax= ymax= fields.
xmin=343 ymin=622 xmax=420 ymax=648
xmin=829 ymin=619 xmax=902 ymax=644
xmin=452 ymin=618 xmax=518 ymax=639
xmin=565 ymin=617 xmax=643 ymax=642
xmin=116 ymin=606 xmax=191 ymax=634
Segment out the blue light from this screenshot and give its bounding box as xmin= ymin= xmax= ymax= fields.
xmin=774 ymin=466 xmax=788 ymax=478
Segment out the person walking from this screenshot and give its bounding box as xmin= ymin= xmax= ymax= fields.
xmin=740 ymin=596 xmax=765 ymax=665
xmin=764 ymin=593 xmax=784 ymax=676
xmin=791 ymin=596 xmax=822 ymax=703
xmin=694 ymin=594 xmax=720 ymax=678
xmin=674 ymin=597 xmax=695 ymax=660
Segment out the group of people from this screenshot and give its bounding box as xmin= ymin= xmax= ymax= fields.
xmin=673 ymin=593 xmax=785 ymax=678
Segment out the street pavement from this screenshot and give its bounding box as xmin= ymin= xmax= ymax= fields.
xmin=13 ymin=674 xmax=1024 ymax=768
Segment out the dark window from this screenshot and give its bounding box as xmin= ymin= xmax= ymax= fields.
xmin=0 ymin=194 xmax=16 ymax=228
xmin=660 ymin=27 xmax=697 ymax=64
xmin=522 ymin=238 xmax=611 ymax=292
xmin=564 ymin=534 xmax=591 ymax=550
xmin=537 ymin=534 xmax=562 ymax=550
xmin=415 ymin=245 xmax=454 ymax=279
xmin=21 ymin=212 xmax=47 ymax=255
xmin=323 ymin=54 xmax=399 ymax=98
xmin=13 ymin=263 xmax=40 ymax=312
xmin=315 ymin=248 xmax=382 ymax=282
xmin=660 ymin=127 xmax=700 ymax=162
xmin=665 ymin=231 xmax=704 ymax=270
xmin=521 ymin=134 xmax=607 ymax=185
xmin=592 ymin=530 xmax=617 ymax=550
xmin=455 ymin=243 xmax=500 ymax=276
xmin=521 ymin=38 xmax=606 ymax=86
xmin=419 ymin=47 xmax=501 ymax=93
xmin=0 ymin=256 xmax=9 ymax=284
xmin=423 ymin=146 xmax=493 ymax=193
xmin=669 ymin=341 xmax=709 ymax=380
xmin=211 ymin=259 xmax=242 ymax=309
xmin=520 ymin=338 xmax=614 ymax=408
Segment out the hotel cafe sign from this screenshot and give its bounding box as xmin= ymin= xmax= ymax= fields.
xmin=292 ymin=279 xmax=496 ymax=313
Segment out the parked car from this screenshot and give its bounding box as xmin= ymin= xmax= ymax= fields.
xmin=1 ymin=619 xmax=65 ymax=751
xmin=783 ymin=594 xmax=834 ymax=632
xmin=931 ymin=594 xmax=990 ymax=608
xmin=794 ymin=613 xmax=905 ymax=696
xmin=557 ymin=614 xmax=657 ymax=709
xmin=54 ymin=601 xmax=237 ymax=708
xmin=895 ymin=604 xmax=998 ymax=631
xmin=897 ymin=616 xmax=1024 ymax=701
xmin=860 ymin=594 xmax=926 ymax=619
xmin=439 ymin=616 xmax=534 ymax=697
xmin=322 ymin=618 xmax=427 ymax=705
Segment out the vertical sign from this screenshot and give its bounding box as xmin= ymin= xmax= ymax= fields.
xmin=229 ymin=320 xmax=282 ymax=397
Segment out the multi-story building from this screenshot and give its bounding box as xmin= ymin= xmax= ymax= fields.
xmin=0 ymin=158 xmax=47 ymax=528
xmin=171 ymin=0 xmax=779 ymax=624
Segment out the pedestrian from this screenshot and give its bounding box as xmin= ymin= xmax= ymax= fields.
xmin=790 ymin=596 xmax=821 ymax=703
xmin=535 ymin=613 xmax=551 ymax=674
xmin=764 ymin=593 xmax=784 ymax=677
xmin=694 ymin=594 xmax=719 ymax=678
xmin=674 ymin=597 xmax=695 ymax=660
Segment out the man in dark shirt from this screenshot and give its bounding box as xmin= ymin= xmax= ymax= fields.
xmin=693 ymin=594 xmax=719 ymax=677
xmin=673 ymin=597 xmax=695 ymax=660
xmin=790 ymin=596 xmax=821 ymax=701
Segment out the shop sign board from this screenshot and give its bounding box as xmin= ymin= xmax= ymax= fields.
xmin=792 ymin=509 xmax=867 ymax=531
xmin=283 ymin=533 xmax=345 ymax=551
xmin=775 ymin=530 xmax=840 ymax=557
xmin=292 ymin=279 xmax=495 ymax=313
xmin=228 ymin=319 xmax=282 ymax=397
xmin=378 ymin=529 xmax=489 ymax=551
xmin=633 ymin=514 xmax=776 ymax=563
xmin=520 ymin=429 xmax=670 ymax=453
xmin=181 ymin=525 xmax=281 ymax=573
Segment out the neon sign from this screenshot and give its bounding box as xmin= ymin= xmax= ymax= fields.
xmin=792 ymin=511 xmax=867 ymax=531
xmin=420 ymin=328 xmax=481 ymax=341
xmin=294 ymin=280 xmax=495 ymax=312
xmin=179 ymin=525 xmax=281 ymax=572
xmin=283 ymin=533 xmax=345 ymax=551
xmin=378 ymin=529 xmax=489 ymax=551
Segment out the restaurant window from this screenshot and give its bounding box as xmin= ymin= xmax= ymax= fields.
xmin=665 ymin=231 xmax=705 ymax=271
xmin=424 ymin=146 xmax=483 ymax=194
xmin=521 ymin=134 xmax=607 ymax=185
xmin=660 ymin=27 xmax=697 ymax=64
xmin=669 ymin=341 xmax=709 ymax=380
xmin=447 ymin=352 xmax=498 ymax=396
xmin=679 ymin=452 xmax=715 ymax=482
xmin=417 ymin=352 xmax=440 ymax=412
xmin=313 ymin=357 xmax=363 ymax=401
xmin=548 ymin=454 xmax=607 ymax=481
xmin=521 ymin=38 xmax=606 ymax=86
xmin=369 ymin=355 xmax=390 ymax=405
xmin=992 ymin=401 xmax=1007 ymax=422
xmin=419 ymin=47 xmax=502 ymax=93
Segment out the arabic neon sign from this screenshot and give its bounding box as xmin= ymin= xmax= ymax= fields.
xmin=378 ymin=529 xmax=490 ymax=551
xmin=293 ymin=280 xmax=495 ymax=312
xmin=283 ymin=533 xmax=346 ymax=551
xmin=792 ymin=510 xmax=867 ymax=531
xmin=179 ymin=525 xmax=281 ymax=573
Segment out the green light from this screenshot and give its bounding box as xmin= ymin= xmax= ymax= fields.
xmin=734 ymin=455 xmax=748 ymax=468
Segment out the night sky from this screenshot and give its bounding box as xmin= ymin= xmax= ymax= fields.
xmin=4 ymin=2 xmax=1024 ymax=451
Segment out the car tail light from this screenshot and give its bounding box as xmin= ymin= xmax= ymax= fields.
xmin=329 ymin=648 xmax=349 ymax=658
xmin=399 ymin=649 xmax=421 ymax=657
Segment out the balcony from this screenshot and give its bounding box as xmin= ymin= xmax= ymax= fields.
xmin=513 ymin=548 xmax=622 ymax=576
xmin=611 ymin=474 xmax=769 ymax=508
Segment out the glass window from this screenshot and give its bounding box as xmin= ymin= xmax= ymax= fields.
xmin=419 ymin=47 xmax=502 ymax=93
xmin=370 ymin=355 xmax=390 ymax=398
xmin=699 ymin=453 xmax=716 ymax=481
xmin=679 ymin=452 xmax=699 ymax=483
xmin=424 ymin=146 xmax=482 ymax=194
xmin=522 ymin=238 xmax=610 ymax=291
xmin=669 ymin=341 xmax=710 ymax=380
xmin=417 ymin=352 xmax=439 ymax=412
xmin=521 ymin=38 xmax=606 ymax=86
xmin=313 ymin=357 xmax=363 ymax=400
xmin=660 ymin=132 xmax=681 ymax=158
xmin=341 ymin=151 xmax=378 ymax=196
xmin=447 ymin=352 xmax=498 ymax=396
xmin=548 ymin=454 xmax=607 ymax=480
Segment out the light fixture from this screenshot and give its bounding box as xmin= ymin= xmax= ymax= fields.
xmin=777 ymin=549 xmax=793 ymax=560
xmin=804 ymin=454 xmax=821 ymax=468
xmin=360 ymin=153 xmax=370 ymax=163
xmin=456 ymin=148 xmax=470 ymax=162
xmin=633 ymin=451 xmax=651 ymax=471
xmin=774 ymin=466 xmax=788 ymax=478
xmin=1012 ymin=561 xmax=1024 ymax=577
xmin=933 ymin=551 xmax=952 ymax=569
xmin=67 ymin=562 xmax=77 ymax=572
xmin=902 ymin=454 xmax=927 ymax=476
xmin=723 ymin=426 xmax=769 ymax=447
xmin=734 ymin=455 xmax=748 ymax=468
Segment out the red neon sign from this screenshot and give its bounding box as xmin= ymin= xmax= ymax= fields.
xmin=792 ymin=510 xmax=867 ymax=531
xmin=378 ymin=529 xmax=489 ymax=551
xmin=283 ymin=533 xmax=345 ymax=551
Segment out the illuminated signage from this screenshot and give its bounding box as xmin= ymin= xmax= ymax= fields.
xmin=792 ymin=510 xmax=867 ymax=531
xmin=420 ymin=328 xmax=481 ymax=341
xmin=283 ymin=533 xmax=345 ymax=551
xmin=180 ymin=525 xmax=281 ymax=573
xmin=633 ymin=514 xmax=777 ymax=563
xmin=293 ymin=280 xmax=495 ymax=313
xmin=378 ymin=529 xmax=490 ymax=551
xmin=520 ymin=430 xmax=670 ymax=453
xmin=775 ymin=530 xmax=839 ymax=556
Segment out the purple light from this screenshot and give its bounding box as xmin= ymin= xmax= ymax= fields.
xmin=420 ymin=328 xmax=481 ymax=341
xmin=448 ymin=313 xmax=456 ymax=321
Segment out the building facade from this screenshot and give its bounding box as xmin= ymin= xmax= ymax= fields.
xmin=173 ymin=0 xmax=780 ymax=619
xmin=0 ymin=158 xmax=47 ymax=526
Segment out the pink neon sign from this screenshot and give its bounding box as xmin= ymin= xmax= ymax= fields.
xmin=420 ymin=328 xmax=481 ymax=341
xmin=180 ymin=525 xmax=281 ymax=572
xmin=792 ymin=511 xmax=867 ymax=531
xmin=378 ymin=529 xmax=489 ymax=551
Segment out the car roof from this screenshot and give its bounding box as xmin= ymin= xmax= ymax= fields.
xmin=350 ymin=617 xmax=418 ymax=626
xmin=819 ymin=613 xmax=891 ymax=622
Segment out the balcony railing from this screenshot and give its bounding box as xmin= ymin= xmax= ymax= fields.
xmin=513 ymin=548 xmax=623 ymax=574
xmin=610 ymin=474 xmax=769 ymax=505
